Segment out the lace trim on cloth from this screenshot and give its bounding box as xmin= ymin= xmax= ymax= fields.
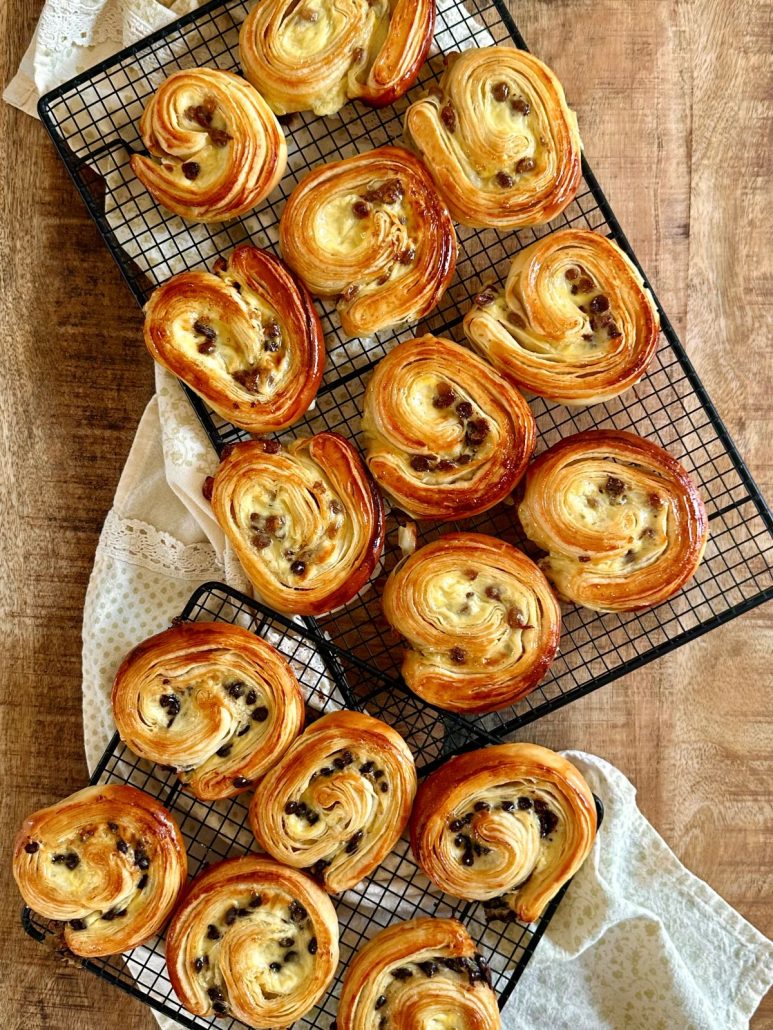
xmin=100 ymin=509 xmax=222 ymax=579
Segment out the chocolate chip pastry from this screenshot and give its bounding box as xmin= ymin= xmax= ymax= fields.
xmin=13 ymin=784 xmax=187 ymax=957
xmin=249 ymin=711 xmax=417 ymax=893
xmin=337 ymin=917 xmax=501 ymax=1030
xmin=362 ymin=335 xmax=535 ymax=520
xmin=165 ymin=856 xmax=338 ymax=1027
xmin=404 ymin=46 xmax=582 ymax=229
xmin=239 ymin=0 xmax=434 ymax=115
xmin=410 ymin=743 xmax=597 ymax=923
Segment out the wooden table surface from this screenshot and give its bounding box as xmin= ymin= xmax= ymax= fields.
xmin=1 ymin=1 xmax=771 ymax=1026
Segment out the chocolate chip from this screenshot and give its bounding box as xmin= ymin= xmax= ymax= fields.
xmin=419 ymin=960 xmax=439 ymax=977
xmin=245 ymin=689 xmax=257 ymax=705
xmin=137 ymin=874 xmax=148 ymax=890
xmin=209 ymin=127 xmax=232 ymax=147
xmin=410 ymin=454 xmax=431 ymax=472
xmin=454 ymin=834 xmax=467 ymax=847
xmin=392 ymin=967 xmax=413 ymax=981
xmin=193 ymin=956 xmax=204 ymax=973
xmin=207 ymin=924 xmax=221 ymax=940
xmin=605 ymin=475 xmax=626 ymax=497
xmin=461 ymin=852 xmax=474 ymax=866
xmin=450 ymin=646 xmax=466 ymax=664
xmin=216 ymin=743 xmax=233 ymax=758
xmin=441 ymin=104 xmax=456 ymax=132
xmin=515 ymin=156 xmax=536 ymax=173
xmin=159 ymin=693 xmax=180 ymax=716
xmin=511 ymin=96 xmax=531 ymax=116
xmin=590 ymin=294 xmax=610 ymax=313
xmin=224 ymin=906 xmax=238 ymax=925
xmin=208 ymin=986 xmax=224 ymax=1002
xmin=181 ymin=161 xmax=200 ymax=180
xmin=449 ymin=818 xmax=464 ymax=831
xmin=289 ymin=900 xmax=307 ymax=923
xmin=456 ymin=401 xmax=473 ymax=420
xmin=62 ymin=853 xmax=79 ymax=870
xmin=501 ymin=800 xmax=515 ymax=812
xmin=307 ymin=811 xmax=320 ymax=825
xmin=212 ymin=1002 xmax=227 ymax=1015
xmin=25 ymin=841 xmax=39 ymax=854
xmin=474 ymin=801 xmax=490 ymax=812
xmin=233 ymin=776 xmax=251 ymax=788
xmin=319 ymin=766 xmax=333 ymax=777
xmin=290 ymin=560 xmax=306 ymax=576
xmin=249 ymin=894 xmax=262 ymax=908
xmin=536 ymin=805 xmax=559 ymax=838
xmin=202 ymin=476 xmax=214 ymax=501
xmin=517 ymin=797 xmax=532 ymax=810
xmin=227 ymin=682 xmax=245 ymax=699
xmin=116 ymin=839 xmax=129 ymax=854
xmin=375 ymin=994 xmax=387 ymax=1009
xmin=496 ymin=171 xmax=514 ymax=188
xmin=252 ymin=706 xmax=269 ymax=722
xmin=492 ymin=81 xmax=510 ymax=102
xmin=308 ymin=937 xmax=318 ymax=954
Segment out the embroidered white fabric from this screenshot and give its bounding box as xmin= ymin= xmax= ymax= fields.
xmin=6 ymin=2 xmax=773 ymax=1027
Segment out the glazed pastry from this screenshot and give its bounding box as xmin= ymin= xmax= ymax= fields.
xmin=410 ymin=744 xmax=597 ymax=923
xmin=279 ymin=146 xmax=456 ymax=337
xmin=337 ymin=917 xmax=500 ymax=1030
xmin=404 ymin=46 xmax=582 ymax=229
xmin=165 ymin=855 xmax=338 ymax=1027
xmin=131 ymin=68 xmax=286 ymax=222
xmin=382 ymin=534 xmax=560 ymax=714
xmin=463 ymin=230 xmax=660 ymax=405
xmin=12 ymin=784 xmax=186 ymax=957
xmin=209 ymin=435 xmax=385 ymax=616
xmin=111 ymin=622 xmax=304 ymax=800
xmin=518 ymin=430 xmax=709 ymax=612
xmin=240 ymin=0 xmax=434 ymax=116
xmin=361 ymin=336 xmax=535 ymax=520
xmin=143 ymin=247 xmax=324 ymax=433
xmin=249 ymin=711 xmax=417 ymax=893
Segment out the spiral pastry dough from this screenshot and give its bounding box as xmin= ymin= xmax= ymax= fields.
xmin=279 ymin=146 xmax=457 ymax=337
xmin=12 ymin=785 xmax=186 ymax=957
xmin=166 ymin=855 xmax=338 ymax=1027
xmin=249 ymin=711 xmax=416 ymax=893
xmin=130 ymin=68 xmax=287 ymax=223
xmin=463 ymin=230 xmax=660 ymax=405
xmin=404 ymin=47 xmax=582 ymax=229
xmin=143 ymin=247 xmax=324 ymax=433
xmin=111 ymin=622 xmax=304 ymax=800
xmin=410 ymin=744 xmax=597 ymax=923
xmin=239 ymin=0 xmax=434 ymax=116
xmin=518 ymin=430 xmax=709 ymax=612
xmin=338 ymin=918 xmax=501 ymax=1030
xmin=210 ymin=435 xmax=384 ymax=615
xmin=362 ymin=336 xmax=535 ymax=520
xmin=382 ymin=534 xmax=560 ymax=714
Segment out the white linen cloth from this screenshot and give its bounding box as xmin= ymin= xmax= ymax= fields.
xmin=6 ymin=3 xmax=773 ymax=1028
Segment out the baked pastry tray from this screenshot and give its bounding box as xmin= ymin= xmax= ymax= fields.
xmin=21 ymin=581 xmax=605 ymax=1029
xmin=36 ymin=0 xmax=773 ymax=744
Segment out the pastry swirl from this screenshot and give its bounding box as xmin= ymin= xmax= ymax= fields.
xmin=337 ymin=917 xmax=501 ymax=1030
xmin=463 ymin=230 xmax=660 ymax=405
xmin=249 ymin=711 xmax=417 ymax=893
xmin=410 ymin=744 xmax=597 ymax=923
xmin=239 ymin=0 xmax=434 ymax=116
xmin=131 ymin=68 xmax=287 ymax=223
xmin=13 ymin=784 xmax=186 ymax=957
xmin=143 ymin=247 xmax=324 ymax=433
xmin=166 ymin=855 xmax=338 ymax=1027
xmin=210 ymin=435 xmax=385 ymax=615
xmin=279 ymin=146 xmax=457 ymax=337
xmin=517 ymin=430 xmax=709 ymax=612
xmin=362 ymin=336 xmax=535 ymax=520
xmin=382 ymin=533 xmax=560 ymax=714
xmin=404 ymin=46 xmax=582 ymax=229
xmin=111 ymin=622 xmax=305 ymax=800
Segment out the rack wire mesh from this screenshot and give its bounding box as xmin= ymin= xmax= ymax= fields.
xmin=22 ymin=582 xmax=603 ymax=1028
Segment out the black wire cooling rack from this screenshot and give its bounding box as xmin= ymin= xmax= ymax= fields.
xmin=22 ymin=582 xmax=604 ymax=1029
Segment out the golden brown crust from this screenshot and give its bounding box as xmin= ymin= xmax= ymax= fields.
xmin=337 ymin=917 xmax=501 ymax=1030
xmin=239 ymin=0 xmax=434 ymax=115
xmin=463 ymin=230 xmax=660 ymax=405
xmin=518 ymin=430 xmax=709 ymax=612
xmin=404 ymin=46 xmax=582 ymax=229
xmin=111 ymin=622 xmax=305 ymax=800
xmin=130 ymin=68 xmax=287 ymax=223
xmin=249 ymin=711 xmax=416 ymax=893
xmin=210 ymin=435 xmax=385 ymax=616
xmin=410 ymin=744 xmax=597 ymax=923
xmin=143 ymin=247 xmax=324 ymax=433
xmin=279 ymin=146 xmax=457 ymax=337
xmin=382 ymin=534 xmax=561 ymax=714
xmin=12 ymin=784 xmax=187 ymax=957
xmin=362 ymin=336 xmax=535 ymax=520
xmin=166 ymin=855 xmax=338 ymax=1028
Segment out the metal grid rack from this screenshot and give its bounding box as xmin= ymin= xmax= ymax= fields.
xmin=22 ymin=582 xmax=603 ymax=1029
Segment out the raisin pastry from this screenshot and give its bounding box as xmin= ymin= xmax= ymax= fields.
xmin=239 ymin=0 xmax=434 ymax=116
xmin=279 ymin=146 xmax=456 ymax=337
xmin=210 ymin=435 xmax=385 ymax=616
xmin=382 ymin=533 xmax=560 ymax=714
xmin=404 ymin=46 xmax=582 ymax=229
xmin=337 ymin=918 xmax=501 ymax=1030
xmin=361 ymin=335 xmax=535 ymax=520
xmin=143 ymin=247 xmax=324 ymax=433
xmin=410 ymin=744 xmax=597 ymax=923
xmin=111 ymin=622 xmax=305 ymax=800
xmin=13 ymin=784 xmax=186 ymax=957
xmin=464 ymin=230 xmax=660 ymax=405
xmin=249 ymin=711 xmax=416 ymax=893
xmin=518 ymin=430 xmax=709 ymax=612
xmin=131 ymin=68 xmax=287 ymax=223
xmin=166 ymin=855 xmax=338 ymax=1027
